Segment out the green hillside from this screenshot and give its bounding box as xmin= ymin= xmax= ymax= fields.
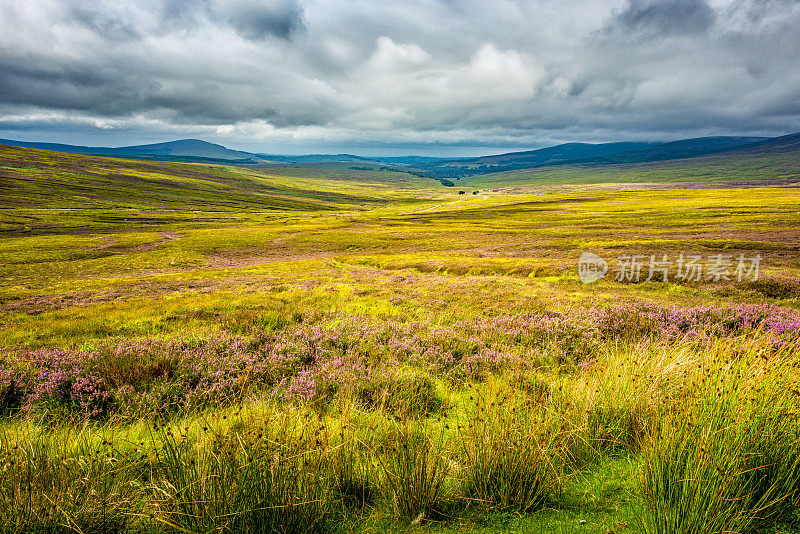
xmin=0 ymin=145 xmax=436 ymax=213
xmin=470 ymin=132 xmax=800 ymax=187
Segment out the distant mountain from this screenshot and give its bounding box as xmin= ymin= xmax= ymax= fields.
xmin=256 ymin=153 xmax=446 ymax=166
xmin=467 ymin=131 xmax=800 ymax=186
xmin=413 ymin=136 xmax=780 ymax=179
xmin=0 ymin=137 xmax=447 ymax=169
xmin=118 ymin=139 xmax=260 ymax=160
xmin=564 ymin=136 xmax=770 ymax=166
xmin=462 ymin=142 xmax=655 ymax=166
xmin=0 ymin=138 xmax=267 ymax=164
xmin=415 ymin=141 xmax=656 ymax=178
xmin=2 ymin=133 xmax=795 ymax=178
xmin=257 ymin=153 xmax=380 ymax=164
xmin=373 ymin=155 xmax=446 ymax=166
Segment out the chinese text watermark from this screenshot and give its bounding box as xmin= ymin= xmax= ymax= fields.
xmin=578 ymin=252 xmax=762 ymax=284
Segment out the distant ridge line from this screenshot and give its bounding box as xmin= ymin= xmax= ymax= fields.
xmin=1 ymin=131 xmax=798 ymax=177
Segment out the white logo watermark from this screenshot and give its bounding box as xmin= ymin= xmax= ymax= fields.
xmin=578 ymin=252 xmax=609 ymax=283
xmin=578 ymin=252 xmax=762 ymax=284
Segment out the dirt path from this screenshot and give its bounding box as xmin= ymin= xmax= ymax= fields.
xmin=416 ymin=193 xmax=489 ymax=213
xmin=417 ymin=199 xmax=462 ymax=212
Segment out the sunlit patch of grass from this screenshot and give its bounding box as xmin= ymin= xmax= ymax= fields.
xmin=0 ymin=336 xmax=797 ymax=533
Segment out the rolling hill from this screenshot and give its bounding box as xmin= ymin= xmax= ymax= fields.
xmin=470 ymin=131 xmax=800 ymax=187
xmin=450 ymin=141 xmax=654 ymax=166
xmin=415 ymin=136 xmax=773 ymax=179
xmin=729 ymin=131 xmax=800 ymax=154
xmin=561 ymin=136 xmax=770 ymax=165
xmin=115 ymin=139 xmax=262 ymax=161
xmin=0 ymin=138 xmax=268 ymax=165
xmin=0 ymin=144 xmax=398 ymax=214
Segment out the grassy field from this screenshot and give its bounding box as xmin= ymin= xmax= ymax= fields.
xmin=1 ymin=145 xmax=799 ymax=533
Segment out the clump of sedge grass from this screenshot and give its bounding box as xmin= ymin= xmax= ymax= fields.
xmin=327 ymin=424 xmax=376 ymax=510
xmin=0 ymin=424 xmax=141 ymax=534
xmin=458 ymin=382 xmax=566 ymax=513
xmin=154 ymin=414 xmax=330 ymax=534
xmin=380 ymin=422 xmax=451 ymax=524
xmin=639 ymin=340 xmax=800 ymax=534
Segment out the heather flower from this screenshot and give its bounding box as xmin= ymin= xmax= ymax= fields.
xmin=3 ymin=302 xmax=797 ymax=419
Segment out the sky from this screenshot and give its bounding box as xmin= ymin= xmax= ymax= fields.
xmin=0 ymin=0 xmax=799 ymax=157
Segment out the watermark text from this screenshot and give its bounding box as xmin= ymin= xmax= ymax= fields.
xmin=578 ymin=252 xmax=761 ymax=284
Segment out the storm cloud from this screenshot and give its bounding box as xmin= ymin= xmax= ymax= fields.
xmin=0 ymin=0 xmax=798 ymax=155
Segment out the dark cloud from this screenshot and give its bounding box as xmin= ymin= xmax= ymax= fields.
xmin=217 ymin=0 xmax=306 ymax=40
xmin=0 ymin=57 xmax=158 ymax=116
xmin=604 ymin=0 xmax=716 ymax=39
xmin=157 ymin=0 xmax=305 ymax=40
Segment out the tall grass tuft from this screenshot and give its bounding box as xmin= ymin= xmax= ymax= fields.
xmin=381 ymin=422 xmax=451 ymax=524
xmin=327 ymin=423 xmax=376 ymax=510
xmin=0 ymin=425 xmax=140 ymax=533
xmin=459 ymin=382 xmax=566 ymax=513
xmin=639 ymin=339 xmax=800 ymax=534
xmin=154 ymin=418 xmax=330 ymax=534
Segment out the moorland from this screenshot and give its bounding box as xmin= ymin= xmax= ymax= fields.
xmin=1 ymin=139 xmax=799 ymax=533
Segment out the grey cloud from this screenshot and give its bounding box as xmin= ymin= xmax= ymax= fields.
xmin=734 ymin=0 xmax=800 ymax=24
xmin=605 ymin=0 xmax=716 ymax=39
xmin=70 ymin=7 xmax=142 ymax=42
xmin=157 ymin=0 xmax=305 ymax=40
xmin=216 ymin=0 xmax=305 ymax=40
xmin=159 ymin=0 xmax=209 ymax=31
